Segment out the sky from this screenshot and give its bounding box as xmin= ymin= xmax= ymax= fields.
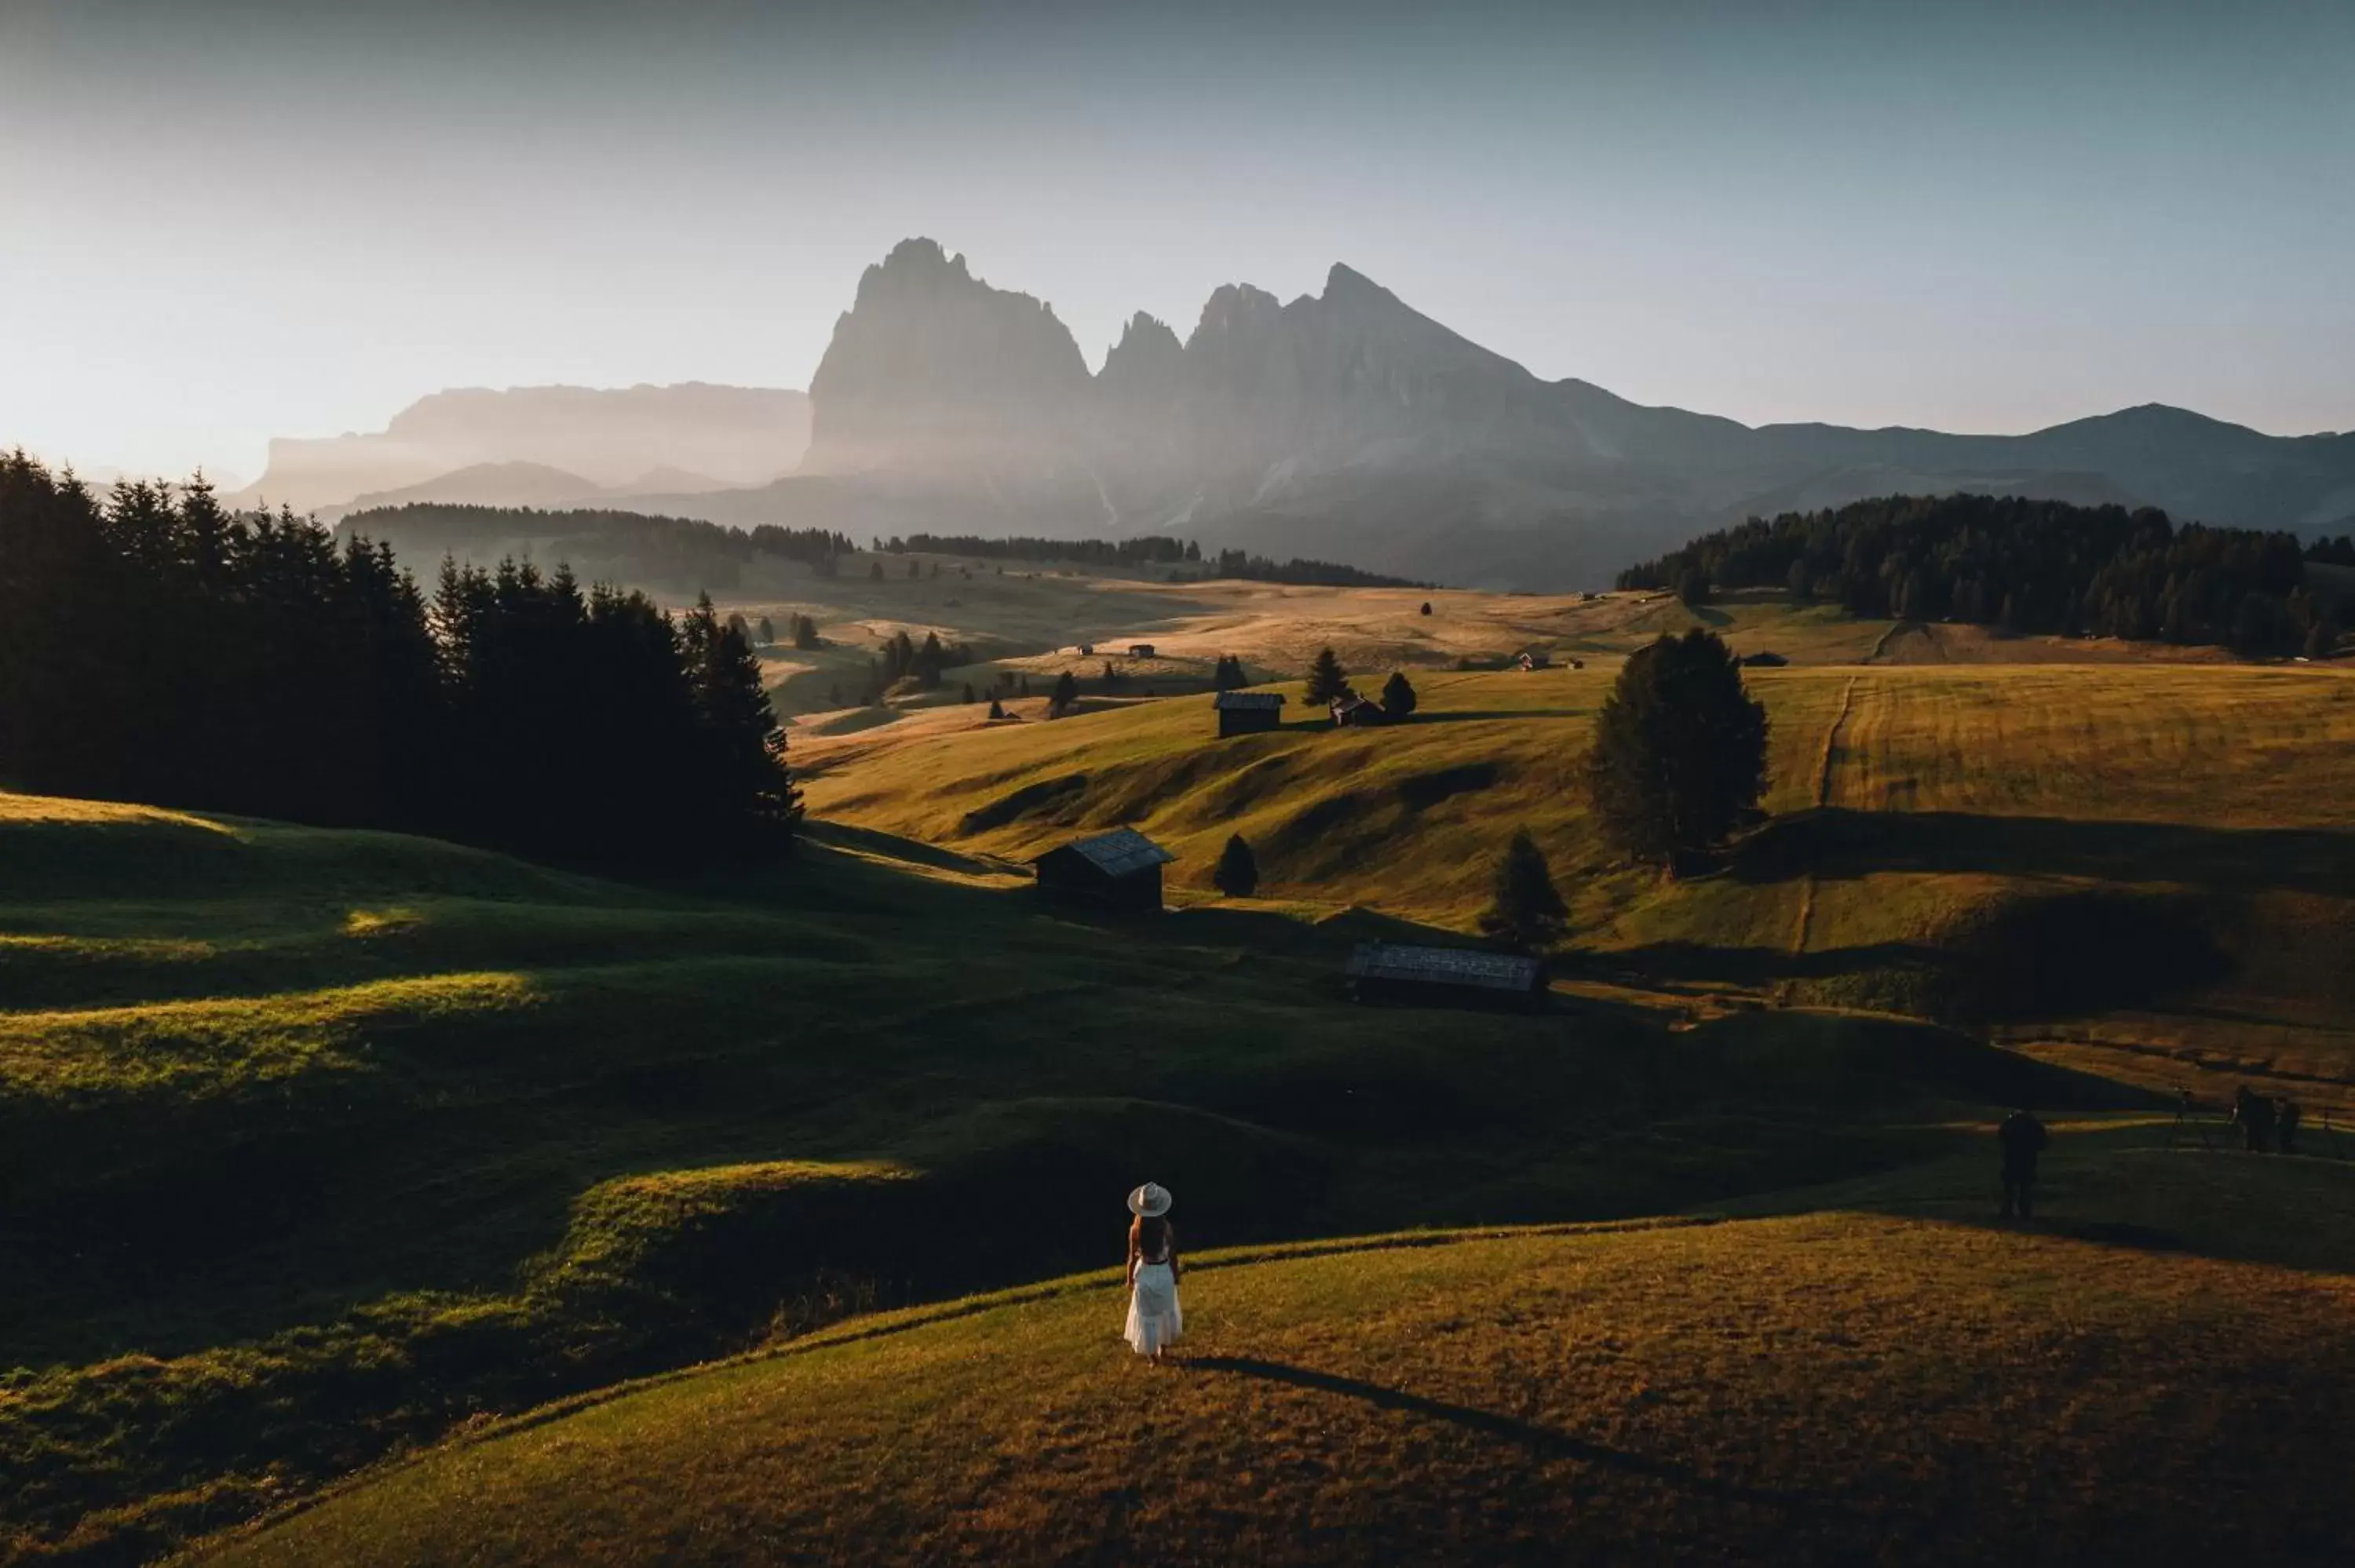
xmin=4 ymin=0 xmax=2352 ymax=480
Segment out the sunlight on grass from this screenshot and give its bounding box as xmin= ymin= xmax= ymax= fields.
xmin=0 ymin=969 xmax=543 ymax=1099
xmin=0 ymin=790 xmax=242 ymax=833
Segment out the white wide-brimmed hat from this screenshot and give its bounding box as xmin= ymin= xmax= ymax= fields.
xmin=1127 ymin=1182 xmax=1172 ymax=1217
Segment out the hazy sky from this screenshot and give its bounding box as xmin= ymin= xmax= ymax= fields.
xmin=5 ymin=0 xmax=2352 ymax=478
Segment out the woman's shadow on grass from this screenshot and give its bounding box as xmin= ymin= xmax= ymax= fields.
xmin=1184 ymin=1355 xmax=1850 ymax=1515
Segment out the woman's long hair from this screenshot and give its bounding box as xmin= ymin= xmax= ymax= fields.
xmin=1130 ymin=1213 xmax=1170 ymax=1258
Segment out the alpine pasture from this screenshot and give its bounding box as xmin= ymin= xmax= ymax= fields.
xmin=7 ymin=584 xmax=2355 ymax=1565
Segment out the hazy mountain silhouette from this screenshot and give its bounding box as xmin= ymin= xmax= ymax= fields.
xmin=235 ymin=383 xmax=810 ymax=516
xmin=725 ymin=239 xmax=2355 ymax=588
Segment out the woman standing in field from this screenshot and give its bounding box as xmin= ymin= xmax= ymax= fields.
xmin=1124 ymin=1183 xmax=1182 ymax=1364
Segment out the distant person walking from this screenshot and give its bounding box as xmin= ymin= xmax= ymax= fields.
xmin=1124 ymin=1182 xmax=1182 ymax=1365
xmin=2233 ymin=1086 xmax=2276 ymax=1153
xmin=1999 ymin=1107 xmax=2048 ymax=1220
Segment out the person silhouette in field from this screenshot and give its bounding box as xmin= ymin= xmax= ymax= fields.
xmin=1124 ymin=1182 xmax=1182 ymax=1365
xmin=1998 ymin=1107 xmax=2048 ymax=1220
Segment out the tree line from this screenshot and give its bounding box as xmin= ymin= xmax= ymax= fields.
xmin=1619 ymin=494 xmax=2342 ymax=658
xmin=1 ymin=457 xmax=797 ymax=861
xmin=868 ymin=532 xmax=1424 ymax=589
xmin=338 ymin=503 xmax=854 ymax=593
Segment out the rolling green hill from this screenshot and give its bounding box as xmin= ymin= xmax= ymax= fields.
xmin=201 ymin=1133 xmax=2355 ymax=1566
xmin=1 ymin=789 xmax=2076 ymax=1564
xmin=798 ymin=658 xmax=2355 ymax=1107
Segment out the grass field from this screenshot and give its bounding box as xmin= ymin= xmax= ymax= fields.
xmin=1 ymin=786 xmax=2073 ymax=1564
xmin=10 ymin=593 xmax=2355 ymax=1564
xmin=798 ymin=649 xmax=2355 ymax=1107
xmin=199 ymin=1130 xmax=2355 ymax=1566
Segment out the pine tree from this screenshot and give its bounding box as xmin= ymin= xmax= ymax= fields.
xmin=757 ymin=614 xmax=776 ymax=646
xmin=916 ymin=631 xmax=946 ymax=687
xmin=1050 ymin=669 xmax=1079 ymax=714
xmin=1380 ymin=669 xmax=1418 ymax=719
xmin=794 ymin=614 xmax=822 ymax=650
xmin=1477 ymin=830 xmax=1567 ymax=950
xmin=1214 ymin=653 xmax=1247 ymax=690
xmin=1586 ymin=630 xmax=1768 ymax=874
xmin=1212 ymin=833 xmax=1259 ymax=898
xmin=987 ymin=697 xmax=1006 ymax=719
xmin=1019 ymin=673 xmax=1032 ymax=698
xmin=869 ymin=560 xmax=883 ymax=582
xmin=961 ymin=681 xmax=976 ymax=703
xmin=1305 ymin=645 xmax=1351 ymax=705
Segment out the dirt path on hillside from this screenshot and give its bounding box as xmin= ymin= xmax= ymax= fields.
xmin=1788 ymin=675 xmax=1860 ymax=968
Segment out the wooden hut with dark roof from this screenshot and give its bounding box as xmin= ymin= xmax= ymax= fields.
xmin=1345 ymin=941 xmax=1546 ymax=1010
xmin=1031 ymin=827 xmax=1176 ymax=913
xmin=1213 ymin=690 xmax=1286 ymax=737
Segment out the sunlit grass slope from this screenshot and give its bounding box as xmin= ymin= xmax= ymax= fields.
xmin=207 ymin=1140 xmax=2355 ymax=1567
xmin=800 ymin=661 xmax=2355 ymax=1099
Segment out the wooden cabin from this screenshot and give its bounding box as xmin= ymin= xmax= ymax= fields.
xmin=1214 ymin=690 xmax=1285 ymax=737
xmin=1330 ymin=691 xmax=1386 ymax=727
xmin=1128 ymin=643 xmax=1158 ymax=658
xmin=1031 ymin=827 xmax=1175 ymax=913
xmin=1345 ymin=941 xmax=1546 ymax=1010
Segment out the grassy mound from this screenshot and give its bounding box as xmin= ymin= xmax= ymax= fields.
xmin=204 ymin=1163 xmax=2355 ymax=1566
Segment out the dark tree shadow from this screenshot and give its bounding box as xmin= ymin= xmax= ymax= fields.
xmin=1733 ymin=808 xmax=2355 ymax=898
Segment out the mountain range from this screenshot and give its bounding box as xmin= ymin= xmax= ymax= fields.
xmin=242 ymin=240 xmax=2355 ymax=589
xmin=233 ymin=383 xmax=811 ymax=519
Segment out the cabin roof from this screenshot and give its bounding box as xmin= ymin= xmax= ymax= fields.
xmin=1036 ymin=826 xmax=1177 ymax=878
xmin=1345 ymin=942 xmax=1542 ymax=991
xmin=1214 ymin=691 xmax=1286 ymax=710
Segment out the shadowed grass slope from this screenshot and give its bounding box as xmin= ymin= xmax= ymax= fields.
xmin=0 ymin=789 xmax=2074 ymax=1566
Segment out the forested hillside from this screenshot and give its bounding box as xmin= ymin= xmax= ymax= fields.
xmin=0 ymin=458 xmax=795 ymax=861
xmin=1620 ymin=494 xmax=2345 ymax=658
xmin=336 ymin=501 xmax=852 ymax=592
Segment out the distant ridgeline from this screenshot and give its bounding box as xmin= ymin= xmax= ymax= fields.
xmin=0 ymin=460 xmax=798 ymax=861
xmin=1621 ymin=494 xmax=2348 ymax=658
xmin=337 ymin=503 xmax=853 ymax=591
xmin=874 ymin=532 xmax=1426 ymax=589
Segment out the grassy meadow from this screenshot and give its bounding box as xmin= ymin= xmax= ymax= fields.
xmin=0 ymin=786 xmax=2059 ymax=1564
xmin=799 ymin=643 xmax=2355 ymax=1109
xmin=204 ymin=1132 xmax=2355 ymax=1566
xmin=8 ymin=587 xmax=2355 ymax=1565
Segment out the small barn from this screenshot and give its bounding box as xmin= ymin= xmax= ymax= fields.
xmin=1345 ymin=942 xmax=1546 ymax=1010
xmin=1031 ymin=826 xmax=1175 ymax=913
xmin=1214 ymin=690 xmax=1285 ymax=737
xmin=1331 ymin=691 xmax=1386 ymax=727
xmin=1128 ymin=643 xmax=1158 ymax=658
xmin=1516 ymin=651 xmax=1553 ymax=671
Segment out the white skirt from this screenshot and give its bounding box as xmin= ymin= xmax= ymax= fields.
xmin=1125 ymin=1262 xmax=1182 ymax=1355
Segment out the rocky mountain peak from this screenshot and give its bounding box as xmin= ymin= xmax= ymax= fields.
xmin=805 ymin=237 xmax=1090 ymax=475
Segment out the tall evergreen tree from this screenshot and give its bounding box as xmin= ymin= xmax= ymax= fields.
xmin=1212 ymin=833 xmax=1259 ymax=898
xmin=1477 ymin=830 xmax=1568 ymax=950
xmin=757 ymin=614 xmax=775 ymax=646
xmin=1050 ymin=669 xmax=1080 ymax=714
xmin=1380 ymin=670 xmax=1418 ymax=719
xmin=1305 ymin=646 xmax=1351 ymax=705
xmin=1213 ymin=653 xmax=1248 ymax=691
xmin=1586 ymin=629 xmax=1769 ymax=874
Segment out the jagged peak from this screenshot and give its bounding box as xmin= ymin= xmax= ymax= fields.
xmin=1323 ymin=261 xmax=1387 ymax=299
